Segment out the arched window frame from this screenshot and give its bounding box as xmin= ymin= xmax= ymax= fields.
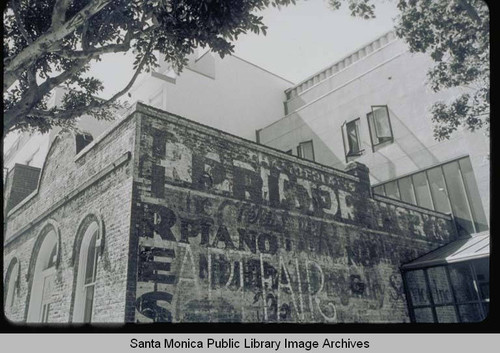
xmin=26 ymin=221 xmax=61 ymax=323
xmin=4 ymin=257 xmax=21 ymax=318
xmin=71 ymin=215 xmax=104 ymax=323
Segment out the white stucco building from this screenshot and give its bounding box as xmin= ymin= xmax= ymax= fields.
xmin=257 ymin=31 xmax=489 ymax=237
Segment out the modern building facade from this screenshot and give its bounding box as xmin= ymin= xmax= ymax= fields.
xmin=128 ymin=49 xmax=293 ymax=141
xmin=3 ymin=31 xmax=489 ymax=324
xmin=257 ymin=31 xmax=489 ymax=239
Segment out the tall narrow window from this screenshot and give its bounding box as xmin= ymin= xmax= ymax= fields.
xmin=342 ymin=119 xmax=363 ymax=162
xmin=398 ymin=176 xmax=417 ymax=204
xmin=73 ymin=222 xmax=101 ymax=323
xmin=384 ymin=180 xmax=400 ymax=200
xmin=297 ymin=140 xmax=315 ymax=161
xmin=442 ymin=161 xmax=475 ymax=235
xmin=458 ymin=158 xmax=489 ymax=232
xmin=27 ymin=228 xmax=58 ymax=322
xmin=4 ymin=258 xmax=20 ymax=318
xmin=412 ymin=172 xmax=434 ymax=210
xmin=367 ymin=105 xmax=393 ymax=150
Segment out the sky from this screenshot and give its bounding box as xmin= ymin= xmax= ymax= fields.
xmin=4 ymin=0 xmax=400 ymax=149
xmin=89 ymin=0 xmax=400 ymax=97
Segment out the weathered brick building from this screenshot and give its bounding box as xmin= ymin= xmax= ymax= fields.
xmin=4 ymin=103 xmax=460 ymax=323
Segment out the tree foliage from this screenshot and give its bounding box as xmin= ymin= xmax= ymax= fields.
xmin=329 ymin=0 xmax=489 ymax=140
xmin=3 ymin=0 xmax=295 ymax=138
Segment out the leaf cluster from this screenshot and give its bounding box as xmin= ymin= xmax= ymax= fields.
xmin=395 ymin=0 xmax=489 ymax=139
xmin=3 ymin=0 xmax=295 ymax=138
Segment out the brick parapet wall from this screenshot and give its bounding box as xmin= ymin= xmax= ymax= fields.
xmin=3 ymin=104 xmax=457 ymax=324
xmin=3 ymin=165 xmax=41 ymax=215
xmin=128 ymin=104 xmax=457 ymax=323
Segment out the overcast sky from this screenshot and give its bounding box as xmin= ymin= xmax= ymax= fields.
xmin=90 ymin=0 xmax=400 ymax=97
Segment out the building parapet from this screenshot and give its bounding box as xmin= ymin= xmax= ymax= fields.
xmin=285 ymin=31 xmax=397 ymax=100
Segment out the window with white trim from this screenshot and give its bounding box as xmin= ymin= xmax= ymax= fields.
xmin=4 ymin=258 xmax=20 ymax=317
xmin=297 ymin=140 xmax=315 ymax=161
xmin=342 ymin=118 xmax=363 ymax=162
xmin=73 ymin=222 xmax=101 ymax=323
xmin=27 ymin=229 xmax=58 ymax=323
xmin=367 ymin=105 xmax=393 ymax=150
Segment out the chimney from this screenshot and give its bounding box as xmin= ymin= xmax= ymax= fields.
xmin=4 ymin=164 xmax=41 ymax=215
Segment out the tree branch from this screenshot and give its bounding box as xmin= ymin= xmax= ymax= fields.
xmin=4 ymin=58 xmax=90 ymax=131
xmin=11 ymin=0 xmax=32 ymax=44
xmin=6 ymin=40 xmax=154 ymax=135
xmin=4 ymin=0 xmax=113 ymax=93
xmin=53 ymin=30 xmax=134 ymax=60
xmin=51 ymin=0 xmax=72 ymax=29
xmin=58 ymin=40 xmax=155 ymax=119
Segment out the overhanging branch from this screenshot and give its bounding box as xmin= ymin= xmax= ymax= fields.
xmin=51 ymin=0 xmax=72 ymax=29
xmin=6 ymin=40 xmax=155 ymax=135
xmin=53 ymin=30 xmax=134 ymax=60
xmin=4 ymin=58 xmax=90 ymax=131
xmin=4 ymin=0 xmax=113 ymax=93
xmin=11 ymin=0 xmax=33 ymax=44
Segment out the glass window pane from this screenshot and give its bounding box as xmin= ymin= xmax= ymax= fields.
xmin=427 ymin=266 xmax=453 ymax=304
xmin=427 ymin=167 xmax=451 ymax=214
xmin=472 ymin=258 xmax=489 ymax=302
xmin=459 ymin=158 xmax=488 ymax=232
xmin=372 ymin=106 xmax=392 ymax=139
xmin=6 ymin=262 xmax=19 ymax=309
xmin=458 ymin=303 xmax=484 ymax=322
xmin=442 ymin=161 xmax=475 ymax=235
xmin=398 ymin=176 xmax=416 ymax=205
xmin=85 ymin=233 xmax=98 ymax=284
xmin=84 ymin=285 xmax=95 ymax=322
xmin=373 ymin=185 xmax=385 ymax=196
xmin=384 ymin=181 xmax=400 ymax=200
xmin=46 ymin=244 xmax=57 ymax=269
xmin=412 ymin=172 xmax=434 ymax=209
xmin=436 ymin=306 xmax=458 ymax=323
xmin=413 ymin=307 xmax=435 ymax=323
xmin=42 ymin=303 xmax=51 ymax=323
xmin=299 ymin=141 xmax=314 ymax=161
xmin=448 ymin=263 xmax=477 ymax=303
xmin=346 ymin=120 xmax=360 ymax=154
xmin=367 ymin=112 xmax=378 ymax=144
xmin=405 ymin=270 xmax=431 ymax=306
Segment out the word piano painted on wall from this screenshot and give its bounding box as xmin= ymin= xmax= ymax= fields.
xmin=132 ymin=114 xmax=455 ymax=323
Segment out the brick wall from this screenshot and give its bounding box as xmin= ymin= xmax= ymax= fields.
xmin=128 ymin=104 xmax=457 ymax=323
xmin=3 ymin=104 xmax=458 ymax=324
xmin=3 ymin=115 xmax=137 ymax=323
xmin=4 ymin=164 xmax=41 ymax=215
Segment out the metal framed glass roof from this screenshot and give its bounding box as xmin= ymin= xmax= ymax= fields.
xmin=401 ymin=231 xmax=489 ymax=270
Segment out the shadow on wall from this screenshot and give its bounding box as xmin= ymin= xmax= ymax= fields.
xmin=293 ymin=113 xmax=346 ymax=168
xmin=368 ymin=107 xmax=440 ymax=183
xmin=389 ymin=108 xmax=440 ymax=169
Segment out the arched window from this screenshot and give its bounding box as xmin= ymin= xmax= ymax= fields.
xmin=73 ymin=222 xmax=101 ymax=322
xmin=4 ymin=258 xmax=20 ymax=318
xmin=27 ymin=229 xmax=58 ymax=322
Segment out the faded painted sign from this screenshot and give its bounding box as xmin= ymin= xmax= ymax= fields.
xmin=131 ymin=114 xmax=455 ymax=323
